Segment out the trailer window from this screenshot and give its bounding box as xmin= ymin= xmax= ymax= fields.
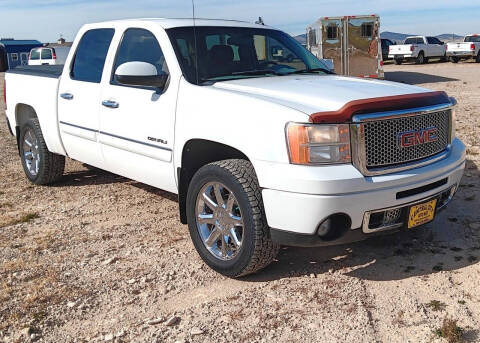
xmin=326 ymin=25 xmax=338 ymax=40
xmin=11 ymin=53 xmax=18 ymax=61
xmin=71 ymin=28 xmax=115 ymax=83
xmin=361 ymin=23 xmax=374 ymax=38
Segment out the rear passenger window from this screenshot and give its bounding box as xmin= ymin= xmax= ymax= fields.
xmin=41 ymin=49 xmax=52 ymax=59
xmin=30 ymin=49 xmax=40 ymax=60
xmin=71 ymin=28 xmax=115 ymax=83
xmin=112 ymin=28 xmax=168 ymax=86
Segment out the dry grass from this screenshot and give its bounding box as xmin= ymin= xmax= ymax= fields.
xmin=426 ymin=300 xmax=447 ymax=312
xmin=435 ymin=317 xmax=464 ymax=343
xmin=0 ymin=212 xmax=39 ymax=228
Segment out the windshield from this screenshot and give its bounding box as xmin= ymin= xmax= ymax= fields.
xmin=166 ymin=26 xmax=331 ymax=84
xmin=465 ymin=36 xmax=480 ymax=42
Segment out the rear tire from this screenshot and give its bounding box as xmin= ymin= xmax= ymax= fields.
xmin=476 ymin=52 xmax=480 ymax=63
xmin=450 ymin=56 xmax=459 ymax=63
xmin=416 ymin=52 xmax=425 ymax=64
xmin=19 ymin=118 xmax=65 ymax=185
xmin=186 ymin=159 xmax=279 ymax=277
xmin=394 ymin=58 xmax=403 ymax=65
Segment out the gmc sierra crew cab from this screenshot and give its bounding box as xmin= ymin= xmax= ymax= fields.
xmin=447 ymin=34 xmax=480 ymax=63
xmin=389 ymin=36 xmax=447 ymax=65
xmin=4 ymin=19 xmax=466 ymax=277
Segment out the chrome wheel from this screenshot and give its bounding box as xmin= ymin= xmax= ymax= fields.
xmin=195 ymin=182 xmax=244 ymax=261
xmin=23 ymin=128 xmax=40 ymax=176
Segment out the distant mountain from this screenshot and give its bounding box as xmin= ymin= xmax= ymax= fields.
xmin=436 ymin=33 xmax=464 ymax=42
xmin=294 ymin=34 xmax=306 ymax=44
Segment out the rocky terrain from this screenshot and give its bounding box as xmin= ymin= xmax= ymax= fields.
xmin=0 ymin=61 xmax=479 ymax=343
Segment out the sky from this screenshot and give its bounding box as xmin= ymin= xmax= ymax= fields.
xmin=0 ymin=0 xmax=478 ymax=42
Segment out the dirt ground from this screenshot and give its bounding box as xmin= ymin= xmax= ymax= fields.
xmin=0 ymin=60 xmax=479 ymax=343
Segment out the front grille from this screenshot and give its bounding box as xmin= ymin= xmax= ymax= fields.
xmin=363 ymin=110 xmax=450 ymax=168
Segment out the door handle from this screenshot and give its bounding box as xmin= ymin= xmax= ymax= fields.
xmin=60 ymin=93 xmax=74 ymax=100
xmin=102 ymin=100 xmax=119 ymax=109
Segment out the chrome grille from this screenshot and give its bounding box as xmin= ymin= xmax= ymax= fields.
xmin=362 ymin=110 xmax=450 ymax=168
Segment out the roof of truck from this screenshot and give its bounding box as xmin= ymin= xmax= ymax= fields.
xmin=89 ymin=18 xmax=276 ymax=30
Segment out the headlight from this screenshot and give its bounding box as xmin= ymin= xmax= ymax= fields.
xmin=286 ymin=123 xmax=351 ymax=165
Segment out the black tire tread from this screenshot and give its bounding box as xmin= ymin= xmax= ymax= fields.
xmin=192 ymin=159 xmax=279 ymax=277
xmin=22 ymin=118 xmax=65 ymax=185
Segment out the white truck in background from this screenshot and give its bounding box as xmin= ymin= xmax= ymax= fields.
xmin=4 ymin=19 xmax=465 ymax=277
xmin=446 ymin=34 xmax=480 ymax=63
xmin=389 ymin=36 xmax=447 ymax=65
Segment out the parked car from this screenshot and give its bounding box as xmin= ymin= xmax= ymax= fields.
xmin=447 ymin=34 xmax=480 ymax=63
xmin=389 ymin=36 xmax=447 ymax=64
xmin=381 ymin=38 xmax=395 ymax=61
xmin=28 ymin=46 xmax=70 ymax=65
xmin=4 ymin=19 xmax=465 ymax=277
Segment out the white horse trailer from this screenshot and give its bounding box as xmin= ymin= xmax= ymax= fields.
xmin=307 ymin=15 xmax=384 ymax=78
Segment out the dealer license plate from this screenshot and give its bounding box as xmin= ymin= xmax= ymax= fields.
xmin=408 ymin=199 xmax=437 ymax=229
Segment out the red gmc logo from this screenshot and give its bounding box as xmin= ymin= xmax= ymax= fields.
xmin=397 ymin=127 xmax=438 ymax=148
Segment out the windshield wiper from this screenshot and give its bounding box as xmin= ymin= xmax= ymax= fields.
xmin=292 ymin=67 xmax=334 ymax=75
xmin=231 ymin=69 xmax=282 ymax=76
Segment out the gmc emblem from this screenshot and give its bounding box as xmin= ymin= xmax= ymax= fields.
xmin=397 ymin=127 xmax=438 ymax=148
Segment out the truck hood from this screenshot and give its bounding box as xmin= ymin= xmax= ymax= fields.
xmin=212 ymin=74 xmax=430 ymax=116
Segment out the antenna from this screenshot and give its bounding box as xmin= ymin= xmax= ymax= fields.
xmin=255 ymin=17 xmax=265 ymax=25
xmin=191 ymin=0 xmax=199 ymax=84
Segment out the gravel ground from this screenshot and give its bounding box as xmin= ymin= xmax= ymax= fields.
xmin=0 ymin=61 xmax=479 ymax=343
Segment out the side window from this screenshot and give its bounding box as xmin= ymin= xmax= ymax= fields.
xmin=30 ymin=49 xmax=40 ymax=60
xmin=11 ymin=53 xmax=18 ymax=61
xmin=417 ymin=37 xmax=425 ymax=44
xmin=426 ymin=37 xmax=434 ymax=44
xmin=361 ymin=23 xmax=373 ymax=38
xmin=326 ymin=25 xmax=338 ymax=40
xmin=41 ymin=49 xmax=52 ymax=59
xmin=71 ymin=28 xmax=115 ymax=83
xmin=112 ymin=28 xmax=168 ymax=86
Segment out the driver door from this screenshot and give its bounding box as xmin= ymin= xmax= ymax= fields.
xmin=98 ymin=28 xmax=177 ymax=193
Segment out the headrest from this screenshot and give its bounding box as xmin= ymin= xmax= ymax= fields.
xmin=209 ymin=45 xmax=234 ymax=62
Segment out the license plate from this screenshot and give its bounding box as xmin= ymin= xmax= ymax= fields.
xmin=396 ymin=55 xmax=404 ymax=58
xmin=408 ymin=199 xmax=437 ymax=229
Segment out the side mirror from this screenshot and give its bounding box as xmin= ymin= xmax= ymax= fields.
xmin=115 ymin=61 xmax=168 ymax=90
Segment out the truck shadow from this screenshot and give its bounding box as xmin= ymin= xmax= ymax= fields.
xmin=246 ymin=158 xmax=479 ymax=283
xmin=385 ymin=71 xmax=458 ymax=85
xmin=55 ymin=168 xmax=127 ymax=187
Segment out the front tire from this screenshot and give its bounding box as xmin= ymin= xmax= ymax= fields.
xmin=19 ymin=118 xmax=65 ymax=185
xmin=476 ymin=52 xmax=480 ymax=63
xmin=186 ymin=159 xmax=279 ymax=277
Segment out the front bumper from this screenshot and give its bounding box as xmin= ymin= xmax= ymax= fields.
xmin=259 ymin=138 xmax=465 ymax=245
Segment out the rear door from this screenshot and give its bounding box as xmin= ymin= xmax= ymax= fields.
xmin=321 ymin=18 xmax=344 ymax=74
xmin=58 ymin=28 xmax=115 ymax=168
xmin=98 ymin=27 xmax=177 ymax=192
xmin=346 ymin=17 xmax=379 ymax=77
xmin=28 ymin=48 xmax=41 ymax=65
xmin=41 ymin=48 xmax=53 ymax=65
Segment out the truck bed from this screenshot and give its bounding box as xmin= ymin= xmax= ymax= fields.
xmin=7 ymin=65 xmax=63 ymax=79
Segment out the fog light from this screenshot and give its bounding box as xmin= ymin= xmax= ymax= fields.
xmin=317 ymin=214 xmax=351 ymax=241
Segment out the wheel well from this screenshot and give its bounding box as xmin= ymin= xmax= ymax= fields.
xmin=14 ymin=104 xmax=38 ymax=154
xmin=177 ymin=139 xmax=249 ymax=224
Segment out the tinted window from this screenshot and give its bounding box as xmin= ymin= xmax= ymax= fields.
xmin=426 ymin=37 xmax=439 ymax=44
xmin=71 ymin=28 xmax=115 ymax=83
xmin=112 ymin=28 xmax=168 ymax=85
xmin=167 ymin=26 xmax=329 ymax=85
xmin=404 ymin=38 xmax=416 ymax=44
xmin=361 ymin=23 xmax=373 ymax=38
xmin=30 ymin=49 xmax=40 ymax=60
xmin=41 ymin=49 xmax=53 ymax=59
xmin=465 ymin=36 xmax=480 ymax=42
xmin=416 ymin=37 xmax=424 ymax=44
xmin=326 ymin=25 xmax=338 ymax=40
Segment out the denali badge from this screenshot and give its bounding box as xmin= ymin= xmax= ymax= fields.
xmin=397 ymin=127 xmax=438 ymax=148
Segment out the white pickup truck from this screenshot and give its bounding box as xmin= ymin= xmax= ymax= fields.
xmin=4 ymin=19 xmax=465 ymax=277
xmin=389 ymin=36 xmax=447 ymax=65
xmin=447 ymin=34 xmax=480 ymax=63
